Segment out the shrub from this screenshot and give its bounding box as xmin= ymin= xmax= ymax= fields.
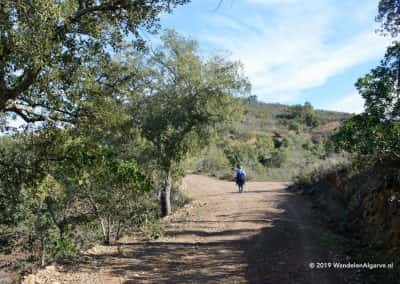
xmin=270 ymin=149 xmax=288 ymax=167
xmin=195 ymin=145 xmax=231 ymax=174
xmin=50 ymin=238 xmax=78 ymax=259
xmin=283 ymin=102 xmax=320 ymax=128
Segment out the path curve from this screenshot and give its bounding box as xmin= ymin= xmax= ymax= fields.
xmin=25 ymin=175 xmax=351 ymax=284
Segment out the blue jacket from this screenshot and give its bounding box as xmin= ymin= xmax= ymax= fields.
xmin=236 ymin=169 xmax=246 ymax=183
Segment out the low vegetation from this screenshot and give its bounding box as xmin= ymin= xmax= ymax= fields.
xmin=294 ymin=163 xmax=400 ymax=283
xmin=189 ymin=99 xmax=350 ymax=181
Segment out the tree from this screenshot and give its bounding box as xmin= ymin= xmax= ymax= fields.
xmin=48 ymin=79 xmax=153 ymax=245
xmin=78 ymin=156 xmax=151 ymax=245
xmin=0 ymin=0 xmax=189 ymax=123
xmin=0 ymin=129 xmax=84 ymax=265
xmin=357 ymin=43 xmax=400 ymax=120
xmin=138 ymin=30 xmax=250 ymax=216
xmin=0 ymin=106 xmax=153 ymax=260
xmin=19 ymin=175 xmax=68 ymax=266
xmin=331 ymin=1 xmax=400 ymax=164
xmin=331 ymin=42 xmax=400 ymax=163
xmin=284 ymin=102 xmax=319 ymax=128
xmin=0 ymin=58 xmax=153 ymax=261
xmin=0 ymin=131 xmax=56 ymax=230
xmin=377 ymin=0 xmax=400 ymax=37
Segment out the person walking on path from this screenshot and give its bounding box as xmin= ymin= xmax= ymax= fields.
xmin=235 ymin=165 xmax=246 ymax=193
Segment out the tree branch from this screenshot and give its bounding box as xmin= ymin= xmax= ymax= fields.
xmin=1 ymin=68 xmax=41 ymax=111
xmin=71 ymin=1 xmax=125 ymax=23
xmin=5 ymin=103 xmax=55 ymax=123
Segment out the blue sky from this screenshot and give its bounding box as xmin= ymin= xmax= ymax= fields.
xmin=157 ymin=0 xmax=393 ymax=113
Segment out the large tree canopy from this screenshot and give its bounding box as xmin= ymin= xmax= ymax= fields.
xmin=0 ymin=0 xmax=189 ymax=124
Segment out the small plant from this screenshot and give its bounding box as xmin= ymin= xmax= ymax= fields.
xmin=50 ymin=237 xmax=78 ymax=259
xmin=140 ymin=219 xmax=164 ymax=240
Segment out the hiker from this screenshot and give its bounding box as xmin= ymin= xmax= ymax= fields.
xmin=235 ymin=165 xmax=246 ymax=193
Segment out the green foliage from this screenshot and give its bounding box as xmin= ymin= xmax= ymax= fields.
xmin=0 ymin=0 xmax=189 ymax=123
xmin=190 ymin=99 xmax=348 ymax=181
xmin=377 ymin=0 xmax=400 ymax=37
xmin=224 ymin=142 xmax=258 ymax=169
xmin=221 ymin=132 xmax=288 ymax=171
xmin=294 ymin=159 xmax=351 ymax=187
xmin=283 ymin=102 xmax=320 ymax=128
xmin=0 ymin=93 xmax=154 ymax=261
xmin=195 ymin=145 xmax=231 ymax=177
xmin=332 ymin=42 xmax=400 ymax=164
xmin=287 ymin=120 xmax=301 ymax=133
xmin=0 ymin=27 xmax=251 ymax=265
xmin=333 ymin=114 xmax=400 ymax=161
xmin=136 ymin=30 xmax=250 ymax=215
xmin=17 ymin=175 xmax=68 ymax=264
xmin=273 ymin=135 xmax=289 ymax=148
xmin=140 ymin=219 xmax=164 ymax=240
xmin=51 ymin=238 xmax=78 ymax=259
xmin=0 ymin=136 xmax=42 ymax=226
xmin=79 ymin=156 xmax=153 ymax=244
xmin=138 ymin=30 xmax=250 ymax=170
xmin=255 ymin=134 xmax=275 ymax=166
xmin=270 ymin=149 xmax=288 ymax=167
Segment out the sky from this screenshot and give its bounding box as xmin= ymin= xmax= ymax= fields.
xmin=157 ymin=0 xmax=393 ymax=113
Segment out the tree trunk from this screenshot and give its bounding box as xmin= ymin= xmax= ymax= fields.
xmin=100 ymin=217 xmax=108 ymax=245
xmin=116 ymin=220 xmax=122 ymax=241
xmin=100 ymin=215 xmax=114 ymax=245
xmin=108 ymin=215 xmax=112 ymax=244
xmin=160 ymin=169 xmax=172 ymax=217
xmin=40 ymin=237 xmax=46 ymax=267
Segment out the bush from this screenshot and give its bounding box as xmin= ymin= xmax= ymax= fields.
xmin=270 ymin=149 xmax=288 ymax=167
xmin=50 ymin=238 xmax=78 ymax=259
xmin=140 ymin=219 xmax=164 ymax=240
xmin=283 ymin=102 xmax=320 ymax=128
xmin=295 ymin=159 xmax=350 ymax=186
xmin=288 ymin=121 xmax=301 ymax=133
xmin=195 ymin=145 xmax=231 ymax=175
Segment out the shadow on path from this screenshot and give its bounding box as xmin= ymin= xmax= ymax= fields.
xmin=55 ymin=178 xmax=349 ymax=284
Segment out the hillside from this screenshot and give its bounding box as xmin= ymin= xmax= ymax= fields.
xmin=189 ymin=99 xmax=352 ymax=181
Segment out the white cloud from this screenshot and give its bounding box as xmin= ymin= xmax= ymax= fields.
xmin=260 ymin=31 xmax=390 ymax=99
xmin=321 ymin=92 xmax=365 ymax=114
xmin=200 ymin=0 xmax=390 ymax=103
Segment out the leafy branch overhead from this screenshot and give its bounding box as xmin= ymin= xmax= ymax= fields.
xmin=0 ymin=0 xmax=189 ymax=123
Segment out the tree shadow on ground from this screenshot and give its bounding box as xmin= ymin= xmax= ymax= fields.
xmin=57 ymin=186 xmax=344 ymax=284
xmin=61 ymin=239 xmax=249 ymax=283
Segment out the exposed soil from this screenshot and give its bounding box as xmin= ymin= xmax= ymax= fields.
xmin=22 ymin=175 xmax=357 ymax=284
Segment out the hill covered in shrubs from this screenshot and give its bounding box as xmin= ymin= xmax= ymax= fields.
xmin=189 ymin=98 xmax=351 ymax=181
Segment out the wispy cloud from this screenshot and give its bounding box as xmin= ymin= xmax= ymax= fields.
xmin=322 ymin=92 xmax=365 ymax=114
xmin=259 ymin=31 xmax=390 ymax=100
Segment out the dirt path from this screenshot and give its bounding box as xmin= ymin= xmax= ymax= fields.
xmin=25 ymin=175 xmax=352 ymax=284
